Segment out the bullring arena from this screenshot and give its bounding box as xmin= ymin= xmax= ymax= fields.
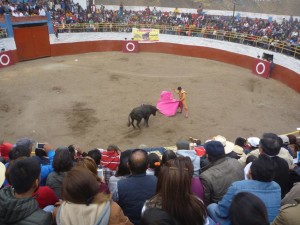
xmin=0 ymin=4 xmax=300 ymax=150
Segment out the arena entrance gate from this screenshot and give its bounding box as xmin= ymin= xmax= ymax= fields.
xmin=14 ymin=24 xmax=51 ymax=61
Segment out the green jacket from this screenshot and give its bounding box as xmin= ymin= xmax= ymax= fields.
xmin=200 ymin=157 xmax=244 ymax=205
xmin=0 ymin=186 xmax=52 ymax=225
xmin=272 ymin=198 xmax=300 ymax=225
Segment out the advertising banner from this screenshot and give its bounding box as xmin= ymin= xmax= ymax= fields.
xmin=132 ymin=28 xmax=159 ymax=42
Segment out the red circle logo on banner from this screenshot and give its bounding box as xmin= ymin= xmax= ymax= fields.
xmin=126 ymin=42 xmax=136 ymax=52
xmin=0 ymin=54 xmax=10 ymax=66
xmin=255 ymin=62 xmax=266 ymax=75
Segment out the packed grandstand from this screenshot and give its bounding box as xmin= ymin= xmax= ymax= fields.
xmin=0 ymin=1 xmax=299 ymax=58
xmin=1 ymin=1 xmax=300 ymax=225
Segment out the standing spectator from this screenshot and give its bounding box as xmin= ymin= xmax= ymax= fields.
xmin=116 ymin=149 xmax=157 ymax=225
xmin=208 ymin=154 xmax=281 ymax=224
xmin=229 ymin=192 xmax=269 ymax=225
xmin=53 ymin=24 xmax=59 ymax=39
xmin=46 ymin=147 xmax=73 ymax=199
xmin=39 ymin=6 xmax=46 ymax=16
xmin=0 ymin=158 xmax=52 ymax=224
xmin=200 ymin=141 xmax=244 ymax=205
xmin=60 ymin=0 xmax=65 ymax=12
xmin=55 ymin=167 xmax=132 ymax=225
xmin=119 ymin=3 xmax=124 ymax=16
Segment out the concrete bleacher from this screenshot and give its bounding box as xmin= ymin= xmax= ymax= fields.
xmin=94 ymin=0 xmax=300 ymax=16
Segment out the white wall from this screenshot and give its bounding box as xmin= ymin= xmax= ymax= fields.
xmin=75 ymin=0 xmax=87 ymax=11
xmin=1 ymin=33 xmax=298 ymax=75
xmin=48 ymin=32 xmax=299 ymax=74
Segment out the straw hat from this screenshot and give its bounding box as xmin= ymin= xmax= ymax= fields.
xmin=0 ymin=162 xmax=6 ymax=187
xmin=212 ymin=135 xmax=234 ymax=154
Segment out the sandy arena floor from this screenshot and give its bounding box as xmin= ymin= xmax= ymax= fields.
xmin=0 ymin=52 xmax=299 ymax=150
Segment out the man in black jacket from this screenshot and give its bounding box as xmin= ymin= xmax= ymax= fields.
xmin=259 ymin=133 xmax=290 ymax=198
xmin=0 ymin=157 xmax=52 ymax=225
xmin=116 ymin=149 xmax=157 ymax=225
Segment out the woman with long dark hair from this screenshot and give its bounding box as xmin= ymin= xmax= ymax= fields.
xmin=229 ymin=192 xmax=269 ymax=225
xmin=56 ymin=167 xmax=132 ymax=225
xmin=143 ymin=157 xmax=212 ymax=225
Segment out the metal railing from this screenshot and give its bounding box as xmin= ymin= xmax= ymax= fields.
xmin=55 ymin=22 xmax=300 ymax=59
xmin=1 ymin=22 xmax=298 ymax=59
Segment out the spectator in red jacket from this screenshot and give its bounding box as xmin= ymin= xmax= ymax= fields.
xmin=100 ymin=144 xmax=121 ymax=183
xmin=0 ymin=141 xmax=13 ymax=162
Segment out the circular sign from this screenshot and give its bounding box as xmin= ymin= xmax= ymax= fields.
xmin=255 ymin=62 xmax=266 ymax=75
xmin=0 ymin=54 xmax=10 ymax=66
xmin=126 ymin=42 xmax=136 ymax=52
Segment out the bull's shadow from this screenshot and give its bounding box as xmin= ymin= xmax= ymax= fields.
xmin=123 ymin=129 xmax=142 ymax=138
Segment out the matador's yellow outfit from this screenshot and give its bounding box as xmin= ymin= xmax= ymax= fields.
xmin=175 ymin=88 xmax=188 ymax=117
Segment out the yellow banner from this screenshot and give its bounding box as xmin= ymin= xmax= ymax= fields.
xmin=132 ymin=28 xmax=159 ymax=42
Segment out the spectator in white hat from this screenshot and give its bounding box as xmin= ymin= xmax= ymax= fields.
xmin=245 ymin=137 xmax=260 ymax=154
xmin=0 ymin=162 xmax=5 ymax=189
xmin=278 ymin=135 xmax=294 ymax=156
xmin=238 ymin=135 xmax=293 ymax=167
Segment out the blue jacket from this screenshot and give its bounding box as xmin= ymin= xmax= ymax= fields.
xmin=117 ymin=173 xmax=157 ymax=225
xmin=212 ymin=180 xmax=281 ymax=224
xmin=40 ymin=150 xmax=55 ymax=185
xmin=2 ymin=150 xmax=55 ymax=187
xmin=176 ymin=150 xmax=201 ymax=176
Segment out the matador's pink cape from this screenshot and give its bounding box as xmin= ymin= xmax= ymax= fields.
xmin=156 ymin=91 xmax=180 ymax=116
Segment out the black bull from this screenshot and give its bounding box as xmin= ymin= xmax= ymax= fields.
xmin=127 ymin=104 xmax=158 ymax=128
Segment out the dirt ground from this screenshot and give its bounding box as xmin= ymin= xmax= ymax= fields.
xmin=0 ymin=52 xmax=299 ymax=151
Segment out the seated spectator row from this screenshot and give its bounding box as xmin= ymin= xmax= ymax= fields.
xmin=0 ymin=132 xmax=300 ymax=225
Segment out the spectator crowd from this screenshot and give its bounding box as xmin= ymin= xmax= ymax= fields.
xmin=0 ymin=131 xmax=300 ymax=225
xmin=1 ymin=2 xmax=300 ymax=225
xmin=0 ymin=1 xmax=299 ymax=57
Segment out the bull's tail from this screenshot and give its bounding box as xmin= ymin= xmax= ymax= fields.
xmin=127 ymin=113 xmax=132 ymax=127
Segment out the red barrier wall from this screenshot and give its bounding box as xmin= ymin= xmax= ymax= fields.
xmin=50 ymin=41 xmax=300 ymax=93
xmin=11 ymin=40 xmax=300 ymax=93
xmin=50 ymin=40 xmax=121 ymax=56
